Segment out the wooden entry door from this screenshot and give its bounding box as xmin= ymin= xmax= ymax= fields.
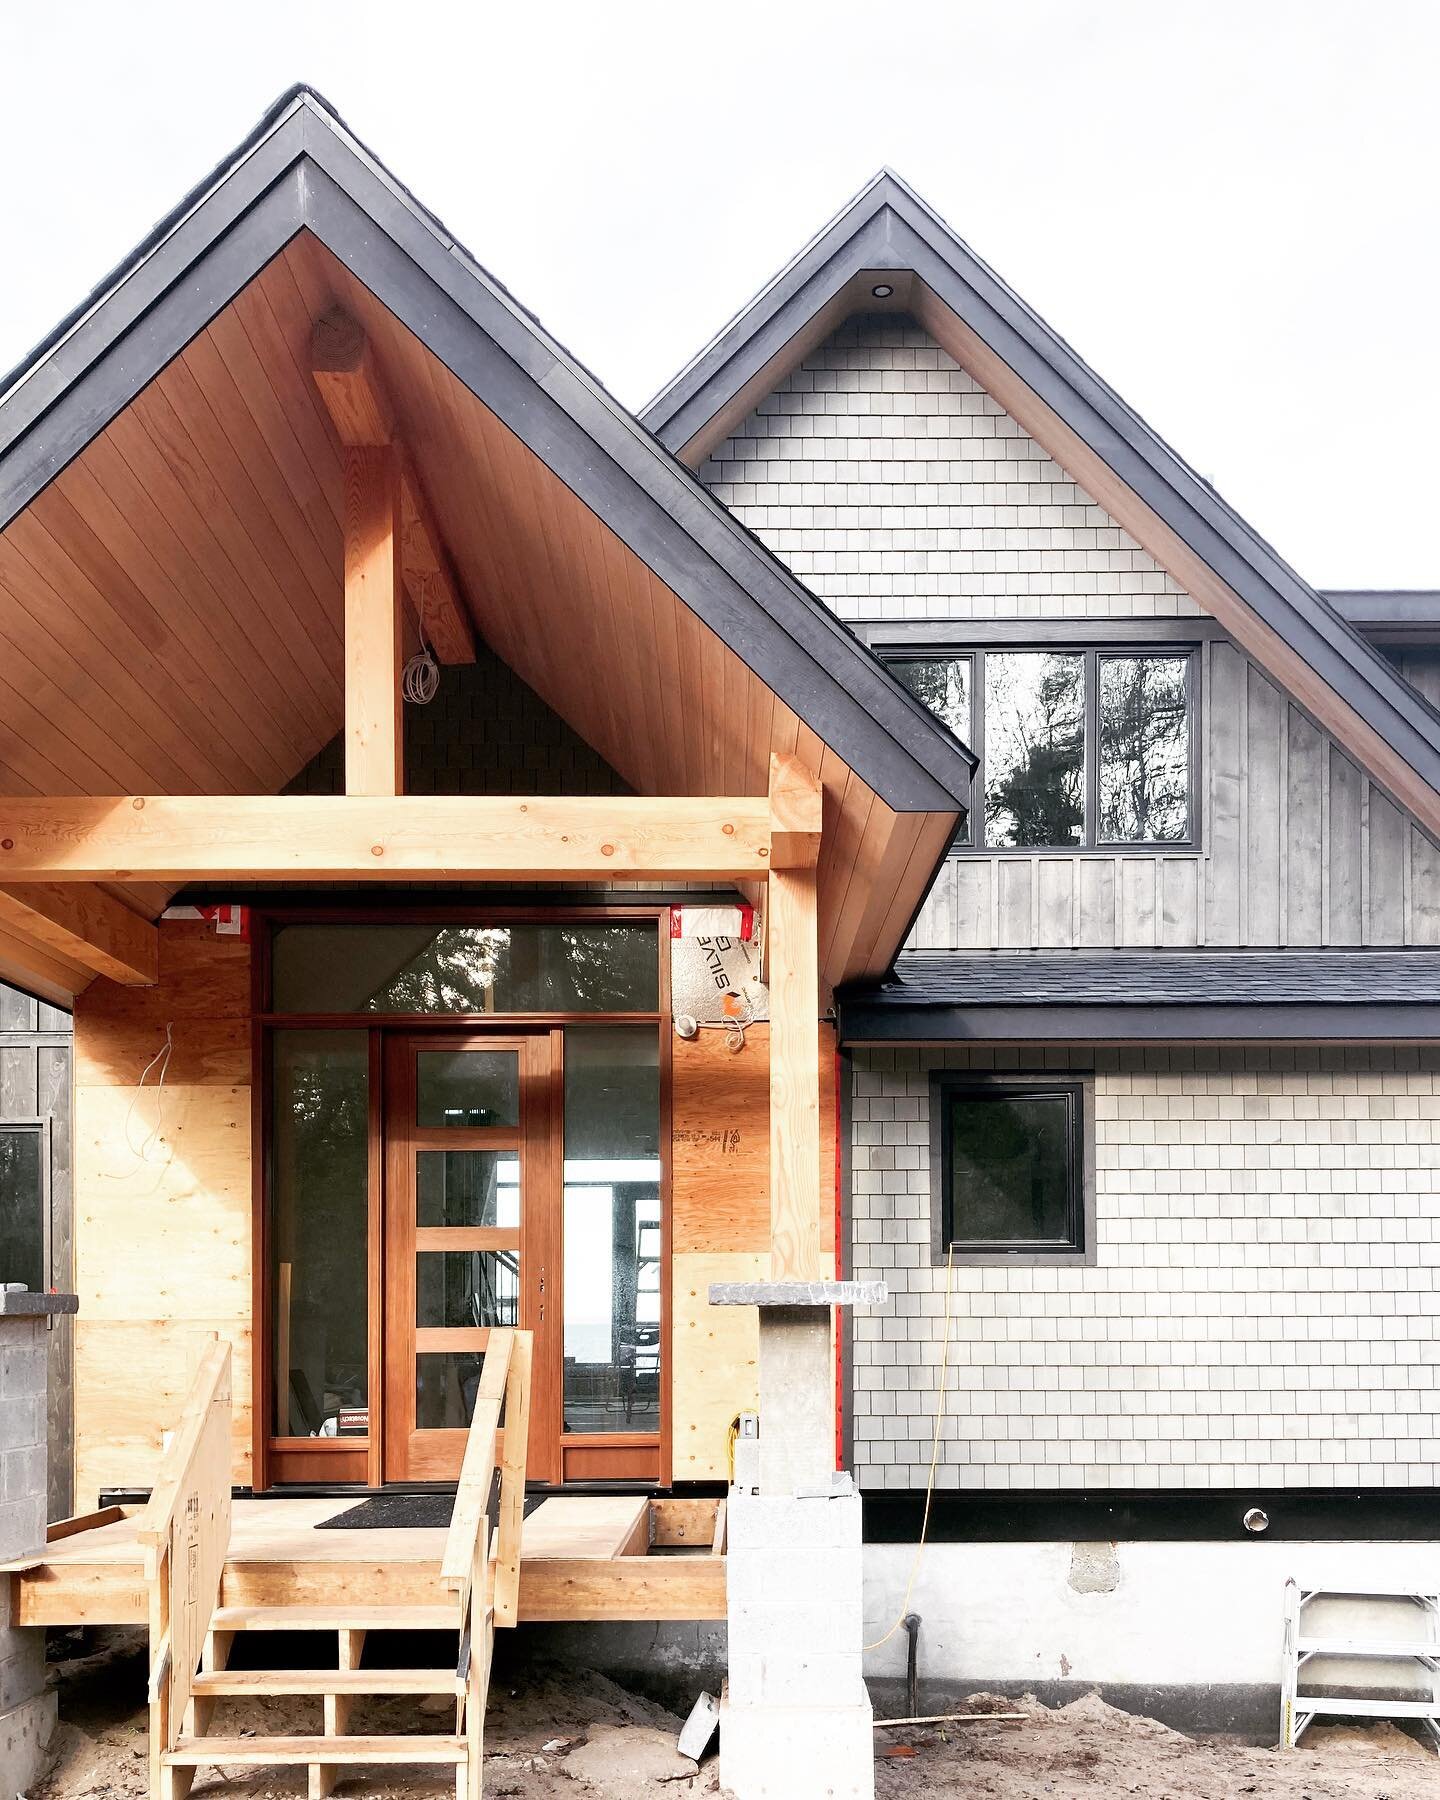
xmin=383 ymin=1033 xmax=559 ymax=1483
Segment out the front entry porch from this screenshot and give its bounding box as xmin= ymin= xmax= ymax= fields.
xmin=5 ymin=1491 xmax=727 ymax=1631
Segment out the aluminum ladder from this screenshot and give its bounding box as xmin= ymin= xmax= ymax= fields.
xmin=1281 ymin=1579 xmax=1440 ymax=1752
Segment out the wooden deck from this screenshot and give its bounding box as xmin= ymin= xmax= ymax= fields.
xmin=3 ymin=1494 xmax=727 ymax=1629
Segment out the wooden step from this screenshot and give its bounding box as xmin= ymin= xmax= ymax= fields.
xmin=211 ymin=1604 xmax=458 ymax=1633
xmin=190 ymin=1667 xmax=461 ymax=1697
xmin=164 ymin=1734 xmax=466 ymax=1767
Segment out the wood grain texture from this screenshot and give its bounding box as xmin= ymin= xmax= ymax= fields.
xmin=671 ymin=1252 xmax=765 ymax=1481
xmin=672 ymin=1022 xmax=837 ymax=1257
xmin=0 ymin=794 xmax=775 ymax=882
xmin=343 ymin=449 xmax=404 ymax=797
xmin=0 ymin=884 xmax=156 ymax=985
xmin=72 ymin=921 xmax=252 ymax=1501
xmin=766 ymin=867 xmax=821 ymax=1281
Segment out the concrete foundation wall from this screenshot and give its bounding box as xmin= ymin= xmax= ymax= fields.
xmin=863 ymin=1538 xmax=1440 ymax=1734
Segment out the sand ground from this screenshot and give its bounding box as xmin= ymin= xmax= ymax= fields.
xmin=30 ymin=1630 xmax=1440 ymax=1799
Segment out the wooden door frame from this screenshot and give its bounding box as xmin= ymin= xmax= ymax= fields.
xmin=252 ymin=902 xmax=672 ymax=1492
xmin=382 ymin=1030 xmax=559 ymax=1484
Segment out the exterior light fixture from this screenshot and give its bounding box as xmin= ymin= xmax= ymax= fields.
xmin=872 ymin=283 xmax=894 ymax=298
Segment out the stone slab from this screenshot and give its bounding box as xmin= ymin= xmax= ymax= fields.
xmin=0 ymin=1288 xmax=78 ymax=1317
xmin=708 ymin=1280 xmax=887 ymax=1308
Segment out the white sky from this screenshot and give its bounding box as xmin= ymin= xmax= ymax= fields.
xmin=5 ymin=0 xmax=1437 ymax=588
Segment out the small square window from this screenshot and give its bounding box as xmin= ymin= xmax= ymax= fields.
xmin=938 ymin=1079 xmax=1083 ymax=1254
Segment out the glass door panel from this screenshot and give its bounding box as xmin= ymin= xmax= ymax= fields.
xmin=384 ymin=1033 xmax=556 ymax=1482
xmin=562 ymin=1027 xmax=661 ymax=1435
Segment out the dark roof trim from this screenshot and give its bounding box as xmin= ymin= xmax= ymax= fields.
xmin=839 ymin=948 xmax=1440 ymax=1039
xmin=839 ymin=1000 xmax=1440 ymax=1043
xmin=643 ymin=171 xmax=1440 ymax=807
xmin=0 ymin=96 xmax=974 ymax=818
xmin=1327 ymin=591 xmax=1440 ymax=632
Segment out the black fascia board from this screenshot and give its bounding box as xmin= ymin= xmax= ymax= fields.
xmin=1327 ymin=591 xmax=1440 ymax=630
xmin=0 ymin=97 xmax=975 ymax=820
xmin=643 ymin=173 xmax=1440 ymax=806
xmin=837 ymin=997 xmax=1440 ymax=1043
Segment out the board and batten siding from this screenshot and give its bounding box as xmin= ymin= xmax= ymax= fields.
xmin=911 ymin=641 xmax=1440 ymax=950
xmin=698 ymin=315 xmax=1440 ymax=952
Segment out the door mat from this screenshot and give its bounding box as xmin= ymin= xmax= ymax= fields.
xmin=317 ymin=1493 xmax=456 ymax=1530
xmin=315 ymin=1492 xmax=545 ymax=1530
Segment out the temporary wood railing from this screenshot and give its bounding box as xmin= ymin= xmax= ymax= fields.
xmin=137 ymin=1337 xmax=233 ymax=1800
xmin=439 ymin=1327 xmax=533 ymax=1796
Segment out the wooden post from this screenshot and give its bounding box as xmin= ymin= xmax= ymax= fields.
xmin=766 ymin=755 xmax=824 ymax=1282
xmin=344 ymin=447 xmax=404 ymax=797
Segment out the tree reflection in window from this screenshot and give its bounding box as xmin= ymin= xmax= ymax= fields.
xmin=272 ymin=923 xmax=659 ymax=1014
xmin=1098 ymin=656 xmax=1189 ymax=843
xmin=984 ymin=652 xmax=1085 ymax=847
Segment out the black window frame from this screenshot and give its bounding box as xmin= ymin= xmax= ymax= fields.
xmin=885 ymin=643 xmax=1200 ymax=854
xmin=936 ymin=1076 xmax=1085 ymax=1256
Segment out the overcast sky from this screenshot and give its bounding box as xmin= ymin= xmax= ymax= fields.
xmin=5 ymin=1 xmax=1436 ymax=587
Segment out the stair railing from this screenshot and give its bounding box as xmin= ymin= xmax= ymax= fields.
xmin=440 ymin=1327 xmax=533 ymax=1794
xmin=137 ymin=1336 xmax=233 ymax=1795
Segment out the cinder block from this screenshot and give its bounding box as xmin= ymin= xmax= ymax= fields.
xmin=727 ymin=1491 xmax=862 ymax=1553
xmin=729 ymin=1599 xmax=862 ymax=1659
xmin=720 ymin=1683 xmax=874 ymax=1800
xmin=0 ymin=1633 xmax=44 ymax=1711
xmin=725 ymin=1545 xmax=864 ymax=1605
xmin=0 ymin=1687 xmax=57 ymax=1797
xmin=1 ymin=1444 xmax=46 ymax=1505
xmin=0 ymin=1495 xmax=44 ymax=1564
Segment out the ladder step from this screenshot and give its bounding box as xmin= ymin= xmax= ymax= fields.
xmin=1298 ymin=1638 xmax=1440 ymax=1660
xmin=164 ymin=1735 xmax=467 ymax=1767
xmin=211 ymin=1605 xmax=458 ymax=1633
xmin=1295 ymin=1696 xmax=1440 ymax=1721
xmin=190 ymin=1668 xmax=461 ymax=1697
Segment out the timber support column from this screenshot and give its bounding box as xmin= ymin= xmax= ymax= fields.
xmin=0 ymin=1284 xmax=77 ymax=1797
xmin=710 ymin=756 xmax=885 ymax=1800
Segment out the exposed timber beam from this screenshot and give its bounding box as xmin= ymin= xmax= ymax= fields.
xmin=0 ymin=795 xmax=776 ymax=882
xmin=768 ymin=753 xmax=823 ymax=867
xmin=313 ymin=305 xmax=477 ymax=665
xmin=0 ymin=884 xmax=158 ymax=986
xmin=766 ymin=862 xmax=822 ymax=1282
xmin=344 ymin=446 xmax=405 ymax=796
xmin=765 ymin=751 xmax=824 ymax=1281
xmin=0 ymin=918 xmax=92 ymax=1007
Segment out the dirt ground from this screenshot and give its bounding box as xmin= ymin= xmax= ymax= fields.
xmin=30 ymin=1630 xmax=1440 ymax=1800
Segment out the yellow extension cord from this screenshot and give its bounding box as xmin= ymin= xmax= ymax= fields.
xmin=863 ymin=1240 xmax=956 ymax=1651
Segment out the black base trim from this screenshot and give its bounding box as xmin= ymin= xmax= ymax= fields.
xmin=863 ymin=1487 xmax=1440 ymax=1542
xmin=99 ymin=1479 xmax=730 ymax=1507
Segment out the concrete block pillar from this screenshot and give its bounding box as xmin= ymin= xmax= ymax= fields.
xmin=0 ymin=1285 xmax=77 ymax=1799
xmin=709 ymin=1279 xmax=886 ymax=1800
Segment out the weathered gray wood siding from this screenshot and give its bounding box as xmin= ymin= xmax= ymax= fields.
xmin=911 ymin=639 xmax=1440 ymax=949
xmin=0 ymin=982 xmax=73 ymax=1519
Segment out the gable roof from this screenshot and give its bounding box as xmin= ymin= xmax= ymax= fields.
xmin=0 ymin=95 xmax=974 ymax=821
xmin=642 ymin=170 xmax=1440 ymax=841
xmin=0 ymin=91 xmax=982 ymax=994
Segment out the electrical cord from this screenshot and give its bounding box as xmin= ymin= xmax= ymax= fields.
xmin=863 ymin=1238 xmax=956 ymax=1651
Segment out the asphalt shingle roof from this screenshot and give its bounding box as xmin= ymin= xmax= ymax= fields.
xmin=864 ymin=950 xmax=1440 ymax=1009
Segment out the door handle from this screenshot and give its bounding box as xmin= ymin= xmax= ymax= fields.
xmin=537 ymin=1264 xmax=545 ymax=1323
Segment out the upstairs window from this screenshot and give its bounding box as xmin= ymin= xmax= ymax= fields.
xmin=889 ymin=647 xmax=1194 ymax=850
